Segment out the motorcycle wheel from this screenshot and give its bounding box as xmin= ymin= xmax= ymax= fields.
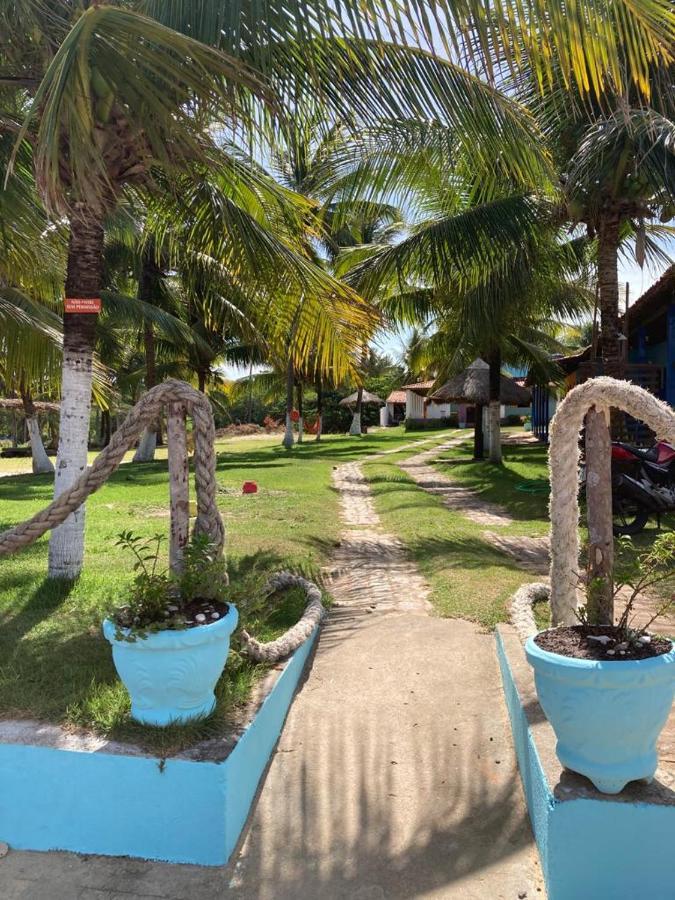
xmin=612 ymin=499 xmax=650 ymax=535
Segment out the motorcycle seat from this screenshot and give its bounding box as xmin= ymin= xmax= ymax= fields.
xmin=613 ymin=442 xmax=658 ymax=461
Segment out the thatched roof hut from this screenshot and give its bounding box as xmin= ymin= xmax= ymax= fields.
xmin=429 ymin=359 xmax=531 ymax=406
xmin=339 ymin=390 xmax=384 ymax=408
xmin=429 ymin=359 xmax=530 ymax=460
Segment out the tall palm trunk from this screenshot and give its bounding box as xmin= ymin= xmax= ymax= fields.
xmin=598 ymin=212 xmax=623 ymax=381
xmin=282 ymin=358 xmax=295 ymax=449
xmin=133 ymin=256 xmax=161 ymax=463
xmin=349 ymin=386 xmax=364 ymax=436
xmin=245 ymin=358 xmax=254 ymax=423
xmin=488 ymin=347 xmax=502 ymax=464
xmin=473 ymin=405 xmax=485 ymax=459
xmin=20 ymin=388 xmax=54 ymax=475
xmin=296 ymin=380 xmax=304 ymax=443
xmin=315 ymin=372 xmax=323 ymax=442
xmin=48 ymin=210 xmax=104 ymax=579
xmin=584 ymin=210 xmax=622 ymax=624
xmin=197 ymin=369 xmax=207 ymax=392
xmin=100 ymin=409 xmax=111 ymax=447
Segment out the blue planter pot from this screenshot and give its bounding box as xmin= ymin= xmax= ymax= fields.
xmin=103 ymin=605 xmax=239 ymax=726
xmin=526 ymin=630 xmax=675 ymax=794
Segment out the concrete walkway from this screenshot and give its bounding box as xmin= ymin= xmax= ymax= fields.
xmin=0 ymin=437 xmax=543 ymax=899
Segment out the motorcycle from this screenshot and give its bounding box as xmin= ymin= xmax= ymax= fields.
xmin=610 ymin=440 xmax=675 ymax=534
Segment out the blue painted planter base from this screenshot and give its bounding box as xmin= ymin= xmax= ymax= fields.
xmin=497 ymin=625 xmax=675 ymax=900
xmin=0 ymin=625 xmax=319 ymax=866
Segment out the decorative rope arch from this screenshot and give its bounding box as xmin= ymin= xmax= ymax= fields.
xmin=0 ymin=379 xmax=324 ymax=663
xmin=0 ymin=379 xmax=223 ymax=560
xmin=549 ymin=376 xmax=675 ymax=625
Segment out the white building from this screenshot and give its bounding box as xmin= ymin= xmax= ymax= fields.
xmin=383 ymin=381 xmax=454 ymax=425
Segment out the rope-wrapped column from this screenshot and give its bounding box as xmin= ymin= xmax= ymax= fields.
xmin=549 ymin=377 xmax=675 ymax=625
xmin=0 ymin=380 xmax=224 ymax=558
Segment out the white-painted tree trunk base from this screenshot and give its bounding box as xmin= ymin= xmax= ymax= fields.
xmin=26 ymin=416 xmax=54 ymax=475
xmin=349 ymin=412 xmax=362 ymax=436
xmin=133 ymin=427 xmax=157 ymax=463
xmin=297 ymin=417 xmax=303 ymax=443
xmin=315 ymin=414 xmax=322 ymax=442
xmin=488 ymin=402 xmax=502 ymax=463
xmin=282 ymin=414 xmax=294 ymax=449
xmin=48 ymin=353 xmax=94 ymax=579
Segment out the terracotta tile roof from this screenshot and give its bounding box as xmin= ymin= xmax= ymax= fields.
xmin=386 ymin=390 xmax=407 ymax=404
xmin=400 ymin=380 xmax=435 ymax=393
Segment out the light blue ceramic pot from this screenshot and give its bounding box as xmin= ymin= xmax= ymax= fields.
xmin=526 ymin=630 xmax=675 ymax=794
xmin=103 ymin=605 xmax=238 ymax=726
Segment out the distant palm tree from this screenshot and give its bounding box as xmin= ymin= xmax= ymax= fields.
xmin=3 ymin=0 xmax=672 ymax=576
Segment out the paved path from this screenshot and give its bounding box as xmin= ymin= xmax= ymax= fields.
xmin=401 ymin=439 xmax=550 ymax=576
xmin=0 ymin=434 xmax=543 ymax=899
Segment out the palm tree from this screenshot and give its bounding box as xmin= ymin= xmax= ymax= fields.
xmin=2 ymin=0 xmax=672 ymax=577
xmin=2 ymin=5 xmax=275 ymax=578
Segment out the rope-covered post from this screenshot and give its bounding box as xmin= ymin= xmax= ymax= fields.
xmin=167 ymin=401 xmax=189 ymax=575
xmin=549 ymin=377 xmax=675 ymax=625
xmin=0 ymin=380 xmax=224 ymax=566
xmin=584 ymin=405 xmax=614 ymax=623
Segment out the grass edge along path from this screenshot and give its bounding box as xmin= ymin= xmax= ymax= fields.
xmin=363 ymin=434 xmax=548 ymax=629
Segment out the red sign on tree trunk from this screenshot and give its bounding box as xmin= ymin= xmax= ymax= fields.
xmin=64 ymin=298 xmax=101 ymax=314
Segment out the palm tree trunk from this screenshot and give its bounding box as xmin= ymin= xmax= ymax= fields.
xmin=488 ymin=347 xmax=502 ymax=464
xmin=473 ymin=404 xmax=485 ymax=459
xmin=282 ymin=358 xmax=295 ymax=449
xmin=48 ymin=210 xmax=104 ymax=579
xmin=598 ymin=212 xmax=623 ymax=381
xmin=585 ymin=210 xmax=622 ymax=624
xmin=296 ymin=381 xmax=304 ymax=443
xmin=100 ymin=409 xmax=111 ymax=447
xmin=133 ymin=269 xmax=159 ymax=462
xmin=315 ymin=373 xmax=323 ymax=442
xmin=21 ymin=389 xmax=54 ymax=475
xmin=197 ymin=369 xmax=207 ymax=392
xmin=349 ymin=386 xmax=363 ymax=435
xmin=246 ymin=358 xmax=254 ymax=423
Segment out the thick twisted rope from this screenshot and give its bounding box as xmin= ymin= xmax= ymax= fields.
xmin=549 ymin=377 xmax=675 ymax=625
xmin=240 ymin=571 xmax=325 ymax=662
xmin=0 ymin=379 xmax=224 ymax=557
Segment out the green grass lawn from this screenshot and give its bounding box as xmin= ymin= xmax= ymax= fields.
xmin=432 ymin=438 xmax=551 ymax=537
xmin=363 ymin=434 xmax=547 ymax=629
xmin=0 ymin=427 xmax=433 ymax=754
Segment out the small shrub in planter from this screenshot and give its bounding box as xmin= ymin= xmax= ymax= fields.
xmin=103 ymin=532 xmax=238 ymax=726
xmin=526 ymin=534 xmax=675 ymax=794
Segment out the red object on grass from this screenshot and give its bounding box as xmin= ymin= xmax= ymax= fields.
xmin=242 ymin=481 xmax=258 ymax=494
xmin=290 ymin=409 xmax=300 ymax=422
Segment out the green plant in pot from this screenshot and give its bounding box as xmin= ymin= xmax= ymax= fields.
xmin=102 ymin=532 xmax=239 ymax=726
xmin=527 ymin=533 xmax=675 ymax=794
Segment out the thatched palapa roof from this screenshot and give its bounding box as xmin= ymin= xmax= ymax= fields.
xmin=429 ymin=359 xmax=531 ymax=406
xmin=339 ymin=390 xmax=384 ymax=408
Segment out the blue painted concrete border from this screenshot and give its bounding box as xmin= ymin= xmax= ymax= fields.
xmin=497 ymin=629 xmax=675 ymax=900
xmin=0 ymin=625 xmax=319 ymax=866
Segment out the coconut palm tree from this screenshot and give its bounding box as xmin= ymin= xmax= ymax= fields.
xmin=2 ymin=0 xmax=672 ymax=578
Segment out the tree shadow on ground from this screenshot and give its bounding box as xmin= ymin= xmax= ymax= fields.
xmin=0 ymin=576 xmax=75 ymax=649
xmin=222 ymin=691 xmax=536 ymax=899
xmin=3 ymin=694 xmax=538 ymax=899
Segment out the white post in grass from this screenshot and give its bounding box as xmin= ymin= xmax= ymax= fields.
xmin=167 ymin=402 xmax=189 ymax=575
